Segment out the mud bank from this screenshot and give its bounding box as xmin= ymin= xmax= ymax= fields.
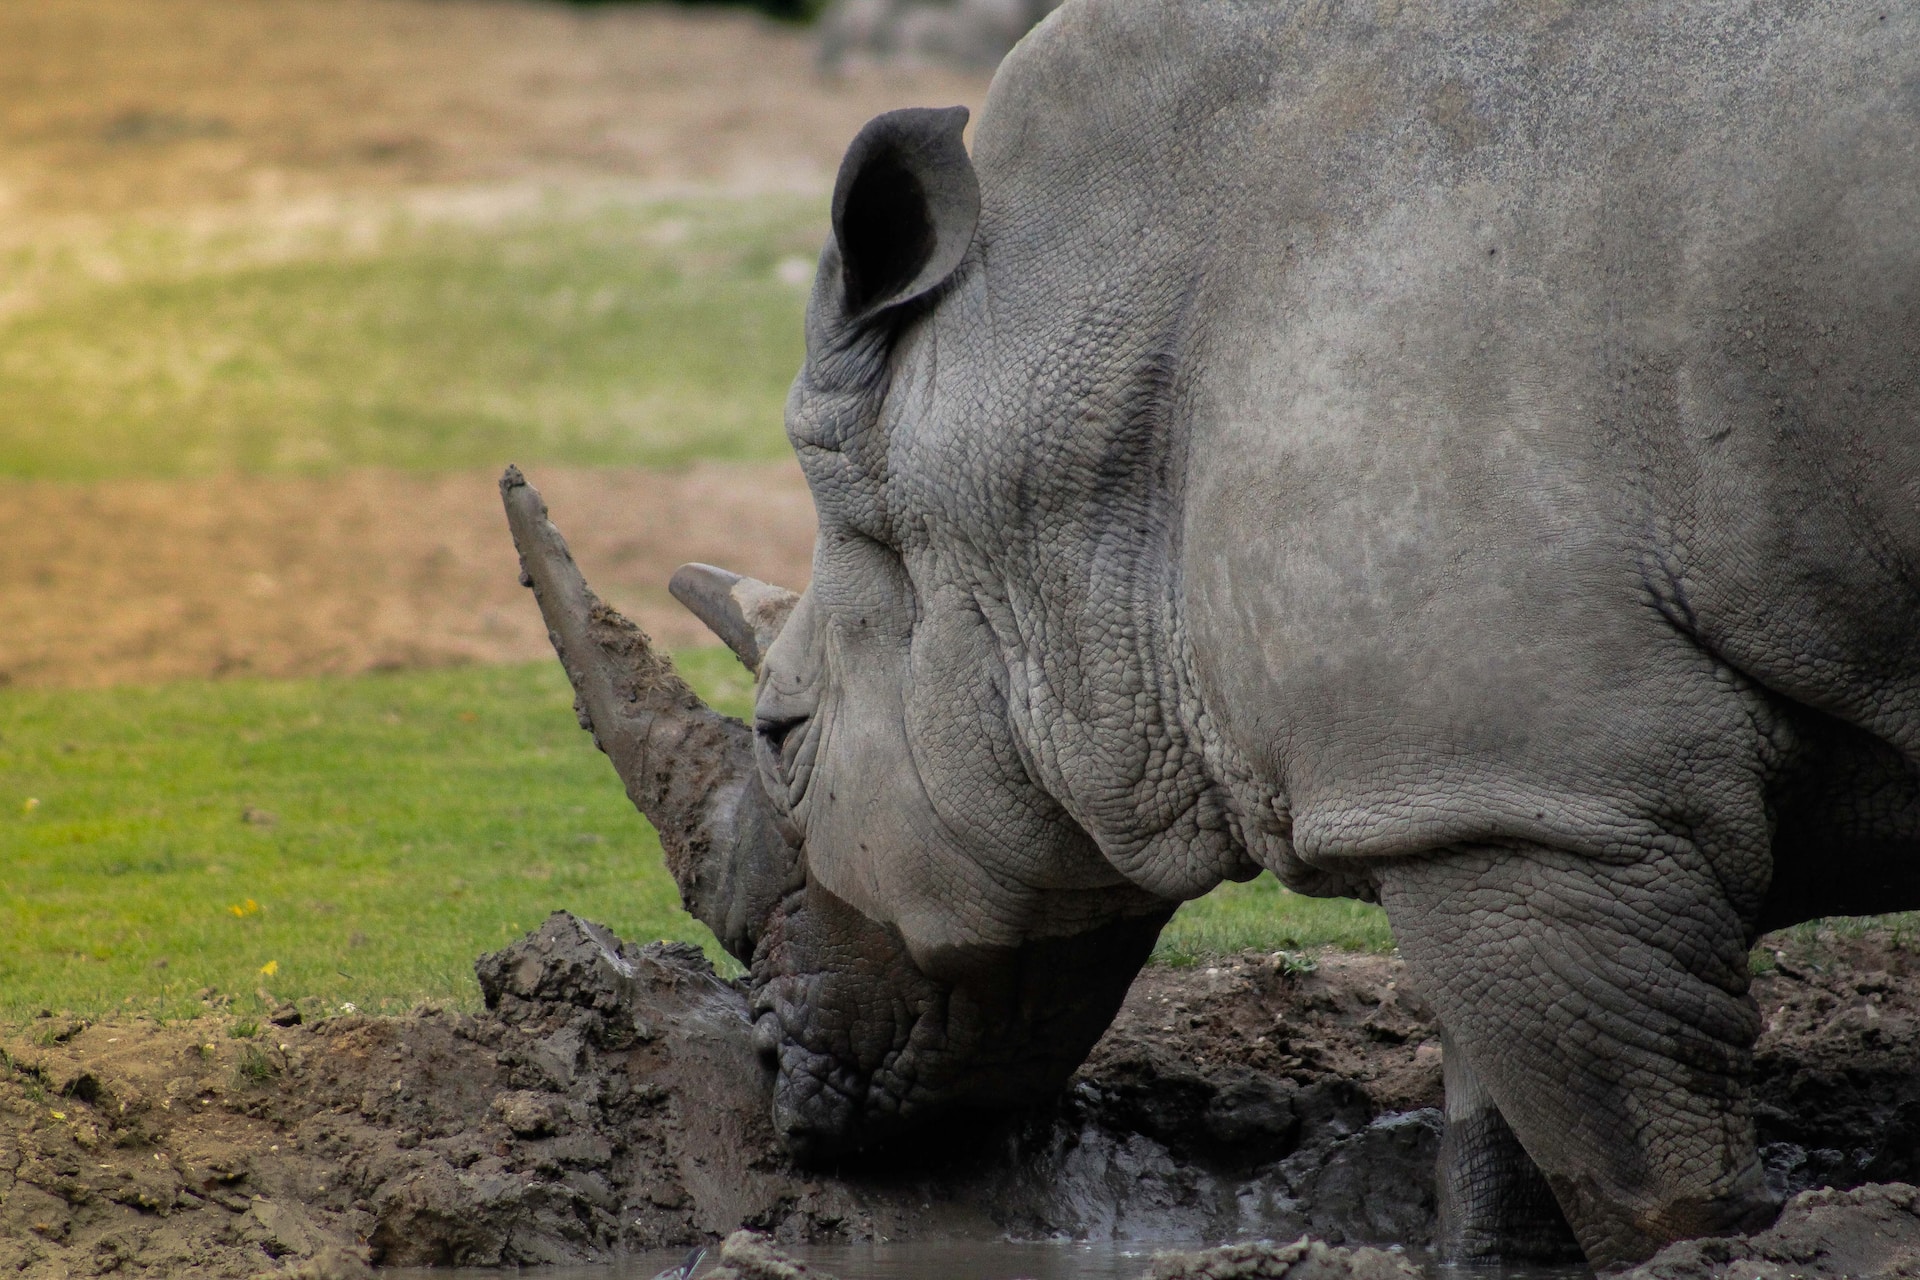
xmin=4 ymin=914 xmax=1920 ymax=1277
xmin=1628 ymin=1182 xmax=1920 ymax=1279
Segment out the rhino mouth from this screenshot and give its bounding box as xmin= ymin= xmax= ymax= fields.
xmin=748 ymin=882 xmax=948 ymax=1158
xmin=749 ymin=880 xmax=1174 ymax=1161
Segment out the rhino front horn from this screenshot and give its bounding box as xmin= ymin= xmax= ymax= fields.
xmin=499 ymin=466 xmax=796 ymax=963
xmin=669 ymin=563 xmax=798 ymax=673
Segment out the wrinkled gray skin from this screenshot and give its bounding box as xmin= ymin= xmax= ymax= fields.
xmin=511 ymin=0 xmax=1920 ymax=1271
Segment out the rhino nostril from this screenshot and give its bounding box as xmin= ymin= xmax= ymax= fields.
xmin=753 ymin=1011 xmax=782 ymax=1060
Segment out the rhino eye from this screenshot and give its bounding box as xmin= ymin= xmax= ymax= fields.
xmin=755 ymin=715 xmax=813 ymax=797
xmin=756 ymin=715 xmax=805 ymax=756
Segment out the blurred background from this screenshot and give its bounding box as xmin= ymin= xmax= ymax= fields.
xmin=0 ymin=0 xmax=1021 ymax=684
xmin=0 ymin=0 xmax=1383 ymax=1026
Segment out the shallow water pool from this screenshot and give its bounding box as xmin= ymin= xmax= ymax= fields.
xmin=386 ymin=1239 xmax=1593 ymax=1279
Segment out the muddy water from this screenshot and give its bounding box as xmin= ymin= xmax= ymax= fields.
xmin=389 ymin=1241 xmax=1593 ymax=1280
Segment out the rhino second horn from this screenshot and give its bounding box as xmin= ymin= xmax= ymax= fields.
xmin=499 ymin=467 xmax=796 ymax=963
xmin=669 ymin=563 xmax=799 ymax=673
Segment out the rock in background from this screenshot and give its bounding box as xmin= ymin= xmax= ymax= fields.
xmin=816 ymin=0 xmax=1061 ymax=71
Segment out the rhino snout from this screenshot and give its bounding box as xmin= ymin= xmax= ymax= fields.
xmin=748 ymin=880 xmax=1176 ymax=1161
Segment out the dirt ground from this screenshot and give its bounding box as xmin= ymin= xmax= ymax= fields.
xmin=0 ymin=0 xmax=990 ymax=688
xmin=6 ymin=916 xmax=1920 ymax=1278
xmin=0 ymin=463 xmax=816 ymax=688
xmin=0 ymin=0 xmax=989 ymax=222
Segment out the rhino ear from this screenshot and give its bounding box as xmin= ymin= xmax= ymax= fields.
xmin=831 ymin=106 xmax=980 ymax=321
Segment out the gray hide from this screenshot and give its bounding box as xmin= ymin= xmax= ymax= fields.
xmin=529 ymin=0 xmax=1920 ymax=1271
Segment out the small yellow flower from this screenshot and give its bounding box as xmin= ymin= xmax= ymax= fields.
xmin=258 ymin=960 xmax=278 ymax=976
xmin=227 ymin=899 xmax=260 ymax=918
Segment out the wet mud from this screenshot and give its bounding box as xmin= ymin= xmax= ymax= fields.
xmin=1627 ymin=1182 xmax=1920 ymax=1279
xmin=4 ymin=914 xmax=1920 ymax=1277
xmin=698 ymin=1229 xmax=1426 ymax=1280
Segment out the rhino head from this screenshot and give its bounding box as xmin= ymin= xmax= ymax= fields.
xmin=504 ymin=105 xmax=1191 ymax=1160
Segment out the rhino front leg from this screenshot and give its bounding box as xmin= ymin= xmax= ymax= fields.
xmin=1378 ymin=843 xmax=1779 ymax=1269
xmin=1435 ymin=1025 xmax=1583 ymax=1262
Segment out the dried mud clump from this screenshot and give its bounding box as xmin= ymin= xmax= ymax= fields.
xmin=1745 ymin=934 xmax=1920 ymax=1198
xmin=0 ymin=916 xmax=1447 ymax=1277
xmin=706 ymin=1228 xmax=835 ymax=1279
xmin=989 ymin=952 xmax=1446 ymax=1245
xmin=1142 ymin=1237 xmax=1424 ymax=1280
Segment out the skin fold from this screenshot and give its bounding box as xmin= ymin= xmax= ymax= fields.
xmin=518 ymin=0 xmax=1920 ymax=1270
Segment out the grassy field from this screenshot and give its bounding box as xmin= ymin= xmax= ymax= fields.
xmin=0 ymin=194 xmax=821 ymax=479
xmin=0 ymin=655 xmax=734 ymax=1024
xmin=0 ymin=653 xmax=1391 ymax=1025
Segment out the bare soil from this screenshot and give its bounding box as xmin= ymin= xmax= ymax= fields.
xmin=0 ymin=0 xmax=989 ymax=222
xmin=0 ymin=463 xmax=815 ymax=688
xmin=6 ymin=916 xmax=1920 ymax=1278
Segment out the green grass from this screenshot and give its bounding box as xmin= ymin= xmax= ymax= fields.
xmin=0 ymin=654 xmax=1387 ymax=1025
xmin=1153 ymin=874 xmax=1394 ymax=964
xmin=0 ymin=652 xmax=755 ymax=1024
xmin=0 ymin=194 xmax=823 ymax=479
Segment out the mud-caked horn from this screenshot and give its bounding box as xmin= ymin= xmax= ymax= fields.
xmin=668 ymin=563 xmax=798 ymax=673
xmin=499 ymin=467 xmax=796 ymax=963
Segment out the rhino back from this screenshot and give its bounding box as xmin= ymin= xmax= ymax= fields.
xmin=965 ymin=0 xmax=1920 ymax=877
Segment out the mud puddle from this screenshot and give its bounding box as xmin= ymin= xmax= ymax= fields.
xmin=389 ymin=1240 xmax=1592 ymax=1280
xmin=6 ymin=913 xmax=1920 ymax=1277
xmin=392 ymin=1239 xmax=1191 ymax=1280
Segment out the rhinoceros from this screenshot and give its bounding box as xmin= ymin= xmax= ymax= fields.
xmin=501 ymin=0 xmax=1920 ymax=1267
